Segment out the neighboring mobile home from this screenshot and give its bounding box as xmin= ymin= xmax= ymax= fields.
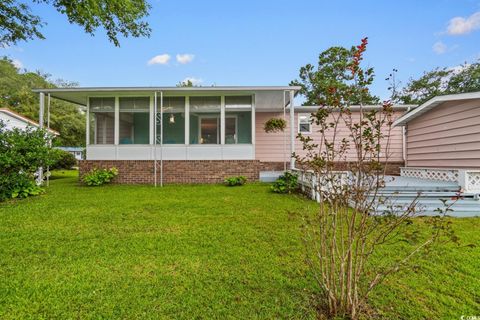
xmin=394 ymin=91 xmax=480 ymax=193
xmin=33 ymin=87 xmax=413 ymax=184
xmin=0 ymin=108 xmax=59 ymax=135
xmin=56 ymin=147 xmax=84 ymax=160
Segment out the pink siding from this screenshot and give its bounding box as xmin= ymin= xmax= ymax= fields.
xmin=406 ymin=99 xmax=480 ymax=169
xmin=255 ymin=111 xmax=405 ymax=163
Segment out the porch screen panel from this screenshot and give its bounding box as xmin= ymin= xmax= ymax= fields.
xmin=225 ymin=96 xmax=252 ymax=144
xmin=119 ymin=97 xmax=150 ymax=144
xmin=89 ymin=97 xmax=115 ymax=144
xmin=189 ymin=96 xmax=221 ymax=144
xmin=156 ymin=96 xmax=185 ymax=144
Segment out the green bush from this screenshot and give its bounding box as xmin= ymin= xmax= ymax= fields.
xmin=271 ymin=171 xmax=298 ymax=194
xmin=51 ymin=149 xmax=77 ymax=169
xmin=224 ymin=176 xmax=247 ymax=186
xmin=10 ymin=178 xmax=44 ymax=199
xmin=0 ymin=122 xmax=57 ymax=201
xmin=82 ymin=167 xmax=118 ymax=186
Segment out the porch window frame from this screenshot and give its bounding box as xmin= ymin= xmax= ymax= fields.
xmin=86 ymin=92 xmax=256 ymax=147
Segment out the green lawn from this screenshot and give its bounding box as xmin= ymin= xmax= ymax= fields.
xmin=0 ymin=170 xmax=478 ymax=319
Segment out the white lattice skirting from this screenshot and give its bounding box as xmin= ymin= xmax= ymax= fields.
xmin=401 ymin=167 xmax=480 ymax=193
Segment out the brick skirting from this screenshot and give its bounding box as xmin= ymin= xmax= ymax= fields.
xmin=79 ymin=160 xmax=261 ymax=184
xmin=79 ymin=160 xmax=404 ymax=185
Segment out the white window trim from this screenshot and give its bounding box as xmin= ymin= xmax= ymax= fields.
xmin=298 ymin=113 xmax=312 ymax=134
xmin=87 ymin=93 xmax=255 ymax=147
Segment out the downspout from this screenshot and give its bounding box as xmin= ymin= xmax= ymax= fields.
xmin=283 ymin=91 xmax=287 ymax=172
xmin=402 ymin=106 xmax=411 ymax=168
xmin=46 ymin=93 xmax=51 ymax=187
xmin=289 ymin=90 xmax=295 ymax=170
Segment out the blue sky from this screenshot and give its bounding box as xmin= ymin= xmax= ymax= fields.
xmin=2 ymin=0 xmax=480 ymax=100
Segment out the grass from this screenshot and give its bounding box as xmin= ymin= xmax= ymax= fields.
xmin=0 ymin=170 xmax=478 ymax=319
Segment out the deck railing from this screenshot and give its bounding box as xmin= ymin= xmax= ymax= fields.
xmin=293 ymin=168 xmax=351 ymax=202
xmin=400 ymin=167 xmax=480 ymax=194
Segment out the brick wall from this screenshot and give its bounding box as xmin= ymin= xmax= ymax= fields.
xmin=78 ymin=160 xmax=404 ymax=185
xmin=79 ymin=160 xmax=260 ymax=184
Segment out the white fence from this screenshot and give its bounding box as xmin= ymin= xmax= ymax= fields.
xmin=400 ymin=167 xmax=480 ymax=194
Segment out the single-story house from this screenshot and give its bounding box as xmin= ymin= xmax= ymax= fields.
xmin=0 ymin=108 xmax=59 ymax=135
xmin=33 ymin=86 xmax=413 ymax=184
xmin=394 ymin=91 xmax=480 ymax=193
xmin=56 ymin=147 xmax=84 ymax=160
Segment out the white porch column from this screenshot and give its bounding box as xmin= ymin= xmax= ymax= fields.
xmin=185 ymin=96 xmax=190 ymax=145
xmin=114 ymin=96 xmax=119 ymax=145
xmin=149 ymin=95 xmax=154 ymax=145
xmin=86 ymin=97 xmax=90 ymax=146
xmin=220 ymin=95 xmax=225 ymax=145
xmin=289 ymin=90 xmax=295 ymax=169
xmin=251 ymin=94 xmax=255 ymax=147
xmin=37 ymin=92 xmax=45 ymax=184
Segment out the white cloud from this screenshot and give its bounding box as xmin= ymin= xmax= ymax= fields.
xmin=147 ymin=54 xmax=171 ymax=65
xmin=181 ymin=77 xmax=203 ymax=86
xmin=433 ymin=41 xmax=447 ymax=54
xmin=446 ymin=11 xmax=480 ymax=35
xmin=176 ymin=54 xmax=195 ymax=64
xmin=12 ymin=59 xmax=23 ymax=69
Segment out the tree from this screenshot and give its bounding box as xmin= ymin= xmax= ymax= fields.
xmin=0 ymin=57 xmax=86 ymax=146
xmin=396 ymin=60 xmax=480 ymax=104
xmin=176 ymin=79 xmax=195 ymax=87
xmin=0 ymin=0 xmax=151 ymax=47
xmin=290 ymin=45 xmax=379 ymax=106
xmin=295 ymin=38 xmax=455 ymax=319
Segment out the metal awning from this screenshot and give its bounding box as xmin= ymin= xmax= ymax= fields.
xmin=32 ymin=86 xmax=301 ymax=106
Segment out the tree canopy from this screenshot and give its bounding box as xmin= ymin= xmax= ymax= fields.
xmin=0 ymin=57 xmax=85 ymax=146
xmin=290 ymin=44 xmax=379 ymax=106
xmin=0 ymin=0 xmax=151 ymax=47
xmin=396 ymin=61 xmax=480 ymax=104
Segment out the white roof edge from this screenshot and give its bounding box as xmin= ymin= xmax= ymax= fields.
xmin=32 ymin=86 xmax=301 ymax=93
xmin=393 ymin=91 xmax=480 ymax=127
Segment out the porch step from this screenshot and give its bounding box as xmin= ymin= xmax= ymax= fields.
xmin=259 ymin=171 xmax=283 ymax=183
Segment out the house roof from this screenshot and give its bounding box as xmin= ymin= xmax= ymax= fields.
xmin=393 ymin=91 xmax=480 ymax=126
xmin=0 ymin=108 xmax=60 ymax=135
xmin=56 ymin=147 xmax=83 ymax=152
xmin=32 ymin=86 xmax=301 ymax=106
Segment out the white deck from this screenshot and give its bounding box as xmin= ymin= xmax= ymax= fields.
xmin=383 ymin=175 xmax=459 ymax=189
xmin=294 ymin=170 xmax=480 ymax=217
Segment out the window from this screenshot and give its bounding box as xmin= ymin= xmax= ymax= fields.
xmin=89 ymin=97 xmax=115 ymax=144
xmin=189 ymin=96 xmax=221 ymax=144
xmin=199 ymin=117 xmax=219 ymax=144
xmin=119 ymin=97 xmax=150 ymax=144
xmin=225 ymin=96 xmax=252 ymax=144
xmin=298 ymin=114 xmax=311 ymax=134
xmin=157 ymin=96 xmax=185 ymax=144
